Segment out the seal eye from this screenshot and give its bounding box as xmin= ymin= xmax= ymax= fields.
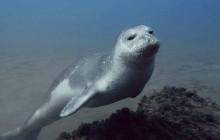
xmin=127 ymin=34 xmax=137 ymax=41
xmin=149 ymin=30 xmax=153 ymax=34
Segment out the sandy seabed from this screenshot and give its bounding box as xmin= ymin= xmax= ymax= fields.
xmin=0 ymin=46 xmax=219 ymax=140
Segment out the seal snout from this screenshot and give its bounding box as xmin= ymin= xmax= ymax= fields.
xmin=141 ymin=34 xmax=158 ymax=45
xmin=141 ymin=34 xmax=160 ymax=54
xmin=147 ymin=40 xmax=160 ymax=53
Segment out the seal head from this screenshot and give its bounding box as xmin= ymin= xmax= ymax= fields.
xmin=114 ymin=25 xmax=160 ymax=63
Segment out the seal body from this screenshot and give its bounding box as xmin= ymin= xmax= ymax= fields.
xmin=0 ymin=25 xmax=160 ymax=140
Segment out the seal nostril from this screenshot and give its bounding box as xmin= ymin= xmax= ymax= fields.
xmin=149 ymin=30 xmax=153 ymax=34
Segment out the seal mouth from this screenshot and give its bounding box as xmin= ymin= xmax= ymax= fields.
xmin=137 ymin=44 xmax=159 ymax=57
xmin=145 ymin=42 xmax=160 ymax=53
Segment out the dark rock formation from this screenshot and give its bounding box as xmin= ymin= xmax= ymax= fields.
xmin=57 ymin=86 xmax=220 ymax=140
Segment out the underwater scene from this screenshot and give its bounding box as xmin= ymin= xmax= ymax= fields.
xmin=0 ymin=0 xmax=220 ymax=140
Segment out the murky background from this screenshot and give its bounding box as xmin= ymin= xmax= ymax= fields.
xmin=0 ymin=0 xmax=220 ymax=139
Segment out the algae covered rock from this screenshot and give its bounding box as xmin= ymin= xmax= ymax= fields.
xmin=57 ymin=86 xmax=220 ymax=140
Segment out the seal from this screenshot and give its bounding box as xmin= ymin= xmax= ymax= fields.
xmin=0 ymin=25 xmax=160 ymax=140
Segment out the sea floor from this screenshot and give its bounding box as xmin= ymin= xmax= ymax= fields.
xmin=0 ymin=46 xmax=219 ymax=140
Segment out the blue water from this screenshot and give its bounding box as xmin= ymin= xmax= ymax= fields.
xmin=0 ymin=1 xmax=220 ymax=139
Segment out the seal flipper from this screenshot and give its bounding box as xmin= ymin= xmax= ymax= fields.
xmin=60 ymin=86 xmax=98 ymax=117
xmin=0 ymin=127 xmax=22 ymax=140
xmin=0 ymin=127 xmax=40 ymax=140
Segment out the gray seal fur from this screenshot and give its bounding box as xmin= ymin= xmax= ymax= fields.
xmin=0 ymin=25 xmax=160 ymax=140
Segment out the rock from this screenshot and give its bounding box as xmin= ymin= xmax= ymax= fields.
xmin=57 ymin=86 xmax=220 ymax=140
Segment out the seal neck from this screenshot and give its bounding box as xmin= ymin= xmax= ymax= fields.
xmin=112 ymin=47 xmax=156 ymax=70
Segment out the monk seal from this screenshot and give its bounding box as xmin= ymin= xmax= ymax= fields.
xmin=0 ymin=25 xmax=160 ymax=140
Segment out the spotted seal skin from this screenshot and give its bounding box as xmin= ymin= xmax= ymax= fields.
xmin=0 ymin=25 xmax=160 ymax=140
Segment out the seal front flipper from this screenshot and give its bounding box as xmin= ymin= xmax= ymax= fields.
xmin=60 ymin=86 xmax=98 ymax=117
